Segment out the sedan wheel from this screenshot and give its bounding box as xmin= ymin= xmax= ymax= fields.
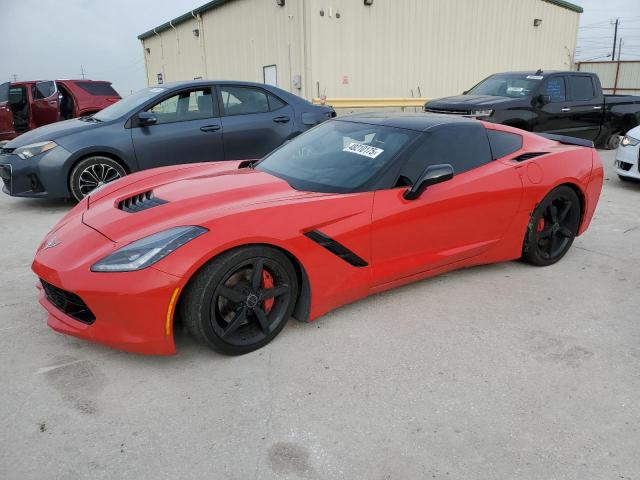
xmin=69 ymin=156 xmax=126 ymax=201
xmin=180 ymin=246 xmax=298 ymax=355
xmin=522 ymin=186 xmax=581 ymax=266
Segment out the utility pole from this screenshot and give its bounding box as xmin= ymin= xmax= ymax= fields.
xmin=11 ymin=74 xmax=17 ymax=82
xmin=611 ymin=18 xmax=619 ymax=60
xmin=80 ymin=65 xmax=86 ymax=80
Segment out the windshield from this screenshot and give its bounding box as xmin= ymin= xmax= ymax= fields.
xmin=467 ymin=74 xmax=542 ymax=98
xmin=93 ymin=87 xmax=167 ymax=122
xmin=256 ymin=120 xmax=418 ymax=193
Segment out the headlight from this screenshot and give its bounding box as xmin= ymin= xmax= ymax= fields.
xmin=91 ymin=226 xmax=207 ymax=272
xmin=621 ymin=135 xmax=640 ymax=147
xmin=468 ymin=109 xmax=494 ymax=118
xmin=14 ymin=141 xmax=57 ymax=160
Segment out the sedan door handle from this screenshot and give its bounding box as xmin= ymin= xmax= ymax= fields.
xmin=200 ymin=125 xmax=221 ymax=132
xmin=561 ymin=107 xmax=571 ymax=112
xmin=273 ymin=116 xmax=291 ymax=124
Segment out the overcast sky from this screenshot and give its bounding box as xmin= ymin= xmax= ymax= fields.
xmin=1 ymin=0 xmax=638 ymax=96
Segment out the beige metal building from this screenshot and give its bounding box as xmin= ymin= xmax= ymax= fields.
xmin=139 ymin=0 xmax=582 ymax=100
xmin=576 ymin=60 xmax=640 ymax=96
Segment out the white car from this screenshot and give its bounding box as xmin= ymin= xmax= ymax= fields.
xmin=615 ymin=126 xmax=640 ymax=181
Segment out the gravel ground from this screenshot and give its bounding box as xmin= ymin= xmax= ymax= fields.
xmin=0 ymin=149 xmax=638 ymax=480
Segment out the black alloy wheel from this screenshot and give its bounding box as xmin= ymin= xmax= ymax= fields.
xmin=522 ymin=186 xmax=581 ymax=266
xmin=180 ymin=246 xmax=298 ymax=355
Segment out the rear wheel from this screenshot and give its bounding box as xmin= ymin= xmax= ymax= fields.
xmin=180 ymin=246 xmax=298 ymax=355
xmin=522 ymin=186 xmax=581 ymax=266
xmin=69 ymin=156 xmax=126 ymax=201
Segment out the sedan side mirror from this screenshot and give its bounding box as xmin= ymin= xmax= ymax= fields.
xmin=538 ymin=94 xmax=551 ymax=105
xmin=137 ymin=111 xmax=158 ymax=127
xmin=403 ymin=164 xmax=454 ymax=200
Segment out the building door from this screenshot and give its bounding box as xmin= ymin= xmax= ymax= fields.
xmin=263 ymin=65 xmax=277 ymax=87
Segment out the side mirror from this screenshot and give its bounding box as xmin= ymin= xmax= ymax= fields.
xmin=137 ymin=111 xmax=157 ymax=126
xmin=403 ymin=164 xmax=454 ymax=200
xmin=538 ymin=94 xmax=551 ymax=105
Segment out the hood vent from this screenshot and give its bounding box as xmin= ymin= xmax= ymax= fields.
xmin=118 ymin=190 xmax=168 ymax=213
xmin=512 ymin=152 xmax=548 ymax=162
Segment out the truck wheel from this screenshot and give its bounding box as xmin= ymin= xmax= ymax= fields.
xmin=606 ymin=134 xmax=621 ymax=150
xmin=69 ymin=156 xmax=126 ymax=201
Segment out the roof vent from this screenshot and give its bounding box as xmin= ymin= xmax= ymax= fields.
xmin=512 ymin=152 xmax=548 ymax=162
xmin=118 ymin=190 xmax=168 ymax=213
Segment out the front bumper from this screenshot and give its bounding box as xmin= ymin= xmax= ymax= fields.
xmin=615 ymin=142 xmax=640 ymax=180
xmin=0 ymin=145 xmax=73 ymax=198
xmin=32 ymin=219 xmax=182 ymax=355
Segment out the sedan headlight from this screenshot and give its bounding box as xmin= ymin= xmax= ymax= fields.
xmin=468 ymin=109 xmax=494 ymax=118
xmin=14 ymin=141 xmax=57 ymax=160
xmin=621 ymin=135 xmax=640 ymax=147
xmin=91 ymin=226 xmax=207 ymax=272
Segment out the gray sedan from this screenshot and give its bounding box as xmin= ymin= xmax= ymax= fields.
xmin=0 ymin=80 xmax=335 ymax=200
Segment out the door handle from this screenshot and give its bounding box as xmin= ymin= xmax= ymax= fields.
xmin=561 ymin=107 xmax=571 ymax=112
xmin=273 ymin=116 xmax=291 ymax=124
xmin=200 ymin=125 xmax=221 ymax=132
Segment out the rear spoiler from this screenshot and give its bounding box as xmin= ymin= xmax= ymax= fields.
xmin=538 ymin=133 xmax=594 ymax=148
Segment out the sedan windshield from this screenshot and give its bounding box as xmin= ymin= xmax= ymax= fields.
xmin=467 ymin=74 xmax=542 ymax=98
xmin=256 ymin=120 xmax=418 ymax=193
xmin=93 ymin=87 xmax=167 ymax=122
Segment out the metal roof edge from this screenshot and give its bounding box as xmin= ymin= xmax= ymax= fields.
xmin=137 ymin=0 xmax=235 ymax=40
xmin=543 ymin=0 xmax=584 ymax=14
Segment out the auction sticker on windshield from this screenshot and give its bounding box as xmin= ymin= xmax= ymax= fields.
xmin=343 ymin=142 xmax=384 ymax=159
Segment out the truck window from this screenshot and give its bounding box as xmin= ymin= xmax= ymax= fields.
xmin=33 ymin=81 xmax=56 ymax=100
xmin=541 ymin=77 xmax=566 ymax=102
xmin=73 ymin=81 xmax=119 ymax=97
xmin=567 ymin=76 xmax=595 ymax=101
xmin=399 ymin=124 xmax=493 ymax=183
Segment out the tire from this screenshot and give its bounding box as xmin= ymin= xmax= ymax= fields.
xmin=605 ymin=133 xmax=621 ymax=150
xmin=180 ymin=246 xmax=299 ymax=355
xmin=69 ymin=156 xmax=126 ymax=201
xmin=522 ymin=186 xmax=581 ymax=267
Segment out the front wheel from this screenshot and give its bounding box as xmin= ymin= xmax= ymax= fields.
xmin=522 ymin=186 xmax=581 ymax=266
xmin=69 ymin=156 xmax=126 ymax=201
xmin=180 ymin=246 xmax=299 ymax=355
xmin=606 ymin=133 xmax=621 ymax=150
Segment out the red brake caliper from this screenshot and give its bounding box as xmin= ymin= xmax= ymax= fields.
xmin=537 ymin=218 xmax=545 ymax=233
xmin=262 ymin=270 xmax=275 ymax=313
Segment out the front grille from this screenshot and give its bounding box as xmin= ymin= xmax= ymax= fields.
xmin=40 ymin=279 xmax=96 ymax=324
xmin=118 ymin=190 xmax=168 ymax=213
xmin=424 ymin=108 xmax=470 ymax=115
xmin=617 ymin=161 xmax=633 ymax=172
xmin=512 ymin=152 xmax=549 ymax=162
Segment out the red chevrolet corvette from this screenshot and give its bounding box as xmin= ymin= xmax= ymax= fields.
xmin=32 ymin=114 xmax=603 ymax=355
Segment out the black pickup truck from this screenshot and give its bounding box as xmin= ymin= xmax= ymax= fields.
xmin=424 ymin=71 xmax=640 ymax=149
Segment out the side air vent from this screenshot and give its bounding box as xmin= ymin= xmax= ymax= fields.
xmin=305 ymin=230 xmax=368 ymax=267
xmin=118 ymin=190 xmax=168 ymax=213
xmin=512 ymin=152 xmax=549 ymax=162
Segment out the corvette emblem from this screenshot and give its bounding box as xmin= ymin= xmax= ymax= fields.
xmin=43 ymin=237 xmax=60 ymax=250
